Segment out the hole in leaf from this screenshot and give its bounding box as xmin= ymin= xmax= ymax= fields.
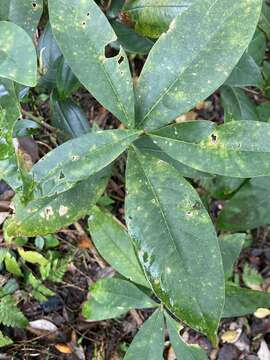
xmin=86 ymin=12 xmax=90 ymax=17
xmin=118 ymin=56 xmax=124 ymax=65
xmin=32 ymin=2 xmax=37 ymax=9
xmin=211 ymin=133 xmax=217 ymax=144
xmin=59 ymin=171 xmax=65 ymax=180
xmin=82 ymin=21 xmax=86 ymax=27
xmin=105 ymin=44 xmax=120 ymax=58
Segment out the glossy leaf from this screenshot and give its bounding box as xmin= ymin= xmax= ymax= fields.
xmin=248 ymin=29 xmax=266 ymax=65
xmin=82 ymin=278 xmax=157 ymax=321
xmin=220 ymin=86 xmax=259 ymax=122
xmin=150 ymin=120 xmax=270 ymax=178
xmin=124 ymin=308 xmax=164 ymax=360
xmin=198 ymin=175 xmax=244 ymax=200
xmin=0 ymin=21 xmax=37 ymax=86
xmin=32 ymin=129 xmax=140 ymax=198
xmin=0 ymin=0 xmax=43 ymax=37
xmin=219 ymin=234 xmax=245 ymax=279
xmin=122 ymin=0 xmax=191 ymax=39
xmin=225 ymin=53 xmax=263 ymax=88
xmin=56 ymin=57 xmax=80 ymax=99
xmin=50 ymin=94 xmax=91 ymax=140
xmin=4 ymin=170 xmax=110 ymax=237
xmin=111 ymin=20 xmax=153 ymax=55
xmin=49 ymin=0 xmax=135 ymax=127
xmin=223 ymin=283 xmax=270 ymax=318
xmin=165 ymin=313 xmax=208 ymax=360
xmin=0 ymin=78 xmax=21 ymax=160
xmin=125 ymin=148 xmax=224 ymax=341
xmin=88 ymin=206 xmax=149 ymax=287
xmin=217 ymin=177 xmax=270 ymax=231
xmin=37 ymin=22 xmax=62 ymax=90
xmin=135 ymin=136 xmax=211 ymax=179
xmin=259 ymin=2 xmax=270 ymax=39
xmin=136 ymin=0 xmax=262 ymax=130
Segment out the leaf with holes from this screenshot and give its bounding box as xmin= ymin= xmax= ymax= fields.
xmin=49 ymin=0 xmax=135 ymax=127
xmin=136 ymin=0 xmax=262 ymax=130
xmin=150 ymin=121 xmax=270 ymax=177
xmin=4 ymin=169 xmax=110 ymax=237
xmin=125 ymin=148 xmax=224 ymax=342
xmin=31 ymin=129 xmax=140 ymax=198
xmin=0 ymin=0 xmax=43 ymax=37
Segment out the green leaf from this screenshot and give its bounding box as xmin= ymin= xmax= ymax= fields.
xmin=82 ymin=278 xmax=157 ymax=321
xmin=219 ymin=234 xmax=245 ymax=279
xmin=4 ymin=253 xmax=23 ymax=277
xmin=242 ymin=264 xmax=263 ymax=290
xmin=198 ymin=175 xmax=244 ymax=200
xmin=124 ymin=308 xmax=164 ymax=360
xmin=49 ymin=0 xmax=135 ymax=127
xmin=0 ymin=0 xmax=43 ymax=37
xmin=88 ymin=206 xmax=148 ymax=287
xmin=220 ymin=86 xmax=259 ymax=122
xmin=248 ymin=29 xmax=266 ymax=65
xmin=122 ymin=0 xmax=190 ymax=39
xmin=165 ymin=312 xmax=208 ymax=360
xmin=4 ymin=170 xmax=110 ymax=237
xmin=0 ymin=21 xmax=37 ymax=86
xmin=50 ymin=93 xmax=91 ymax=140
xmin=0 ymin=295 xmax=28 ymax=327
xmin=56 ymin=56 xmax=80 ymax=99
xmin=225 ymin=52 xmax=263 ymax=88
xmin=18 ymin=248 xmax=48 ymax=266
xmin=40 ymin=251 xmax=69 ymax=283
xmin=135 ymin=136 xmax=211 ymax=179
xmin=217 ymin=177 xmax=270 ymax=231
xmin=257 ymin=102 xmax=270 ymax=122
xmin=125 ymin=148 xmax=224 ymax=341
xmin=259 ymin=2 xmax=270 ymax=39
xmin=37 ymin=22 xmax=62 ymax=90
xmin=111 ymin=20 xmax=154 ymax=55
xmin=0 ymin=78 xmax=21 ymax=160
xmin=223 ymin=282 xmax=270 ymax=318
xmin=0 ymin=331 xmax=13 ymax=348
xmin=32 ymin=129 xmax=140 ymax=198
xmin=27 ymin=273 xmax=55 ymax=302
xmin=136 ymin=0 xmax=262 ymax=130
xmin=150 ymin=120 xmax=270 ymax=178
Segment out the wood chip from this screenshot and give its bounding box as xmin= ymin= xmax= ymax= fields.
xmin=55 ymin=343 xmax=73 ymax=354
xmin=254 ymin=308 xmax=270 ymax=319
xmin=221 ymin=329 xmax=242 ymax=344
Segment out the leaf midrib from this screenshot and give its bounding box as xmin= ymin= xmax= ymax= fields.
xmin=133 ymin=148 xmax=207 ymax=327
xmin=34 ymin=132 xmax=138 ymax=185
xmin=139 ymin=0 xmax=246 ymax=126
xmin=54 ymin=0 xmax=132 ymax=126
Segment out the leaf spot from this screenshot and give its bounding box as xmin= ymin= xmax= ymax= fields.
xmin=40 ymin=207 xmax=54 ymax=220
xmin=59 ymin=205 xmax=69 ymax=216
